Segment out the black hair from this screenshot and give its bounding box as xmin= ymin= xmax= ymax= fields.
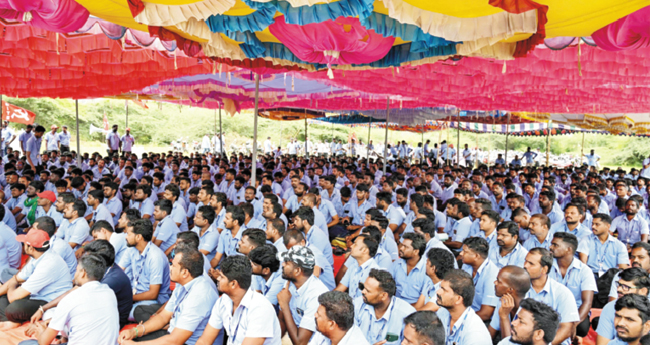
xmin=154 ymin=199 xmax=173 ymax=215
xmin=83 ymin=239 xmax=116 ymax=267
xmin=402 ymin=232 xmax=426 ymax=258
xmin=615 ymin=294 xmax=650 ymax=324
xmin=129 ymin=219 xmax=154 ymax=242
xmin=368 ymin=268 xmax=397 ymax=298
xmin=197 ymin=205 xmax=216 ymax=225
xmin=91 ymin=220 xmax=114 ymax=235
xmin=176 ymin=247 xmax=204 ymax=278
xmin=249 ymin=245 xmax=280 ymax=273
xmin=443 ymin=269 xmax=475 ymax=308
xmin=242 ymin=228 xmax=267 ymax=249
xmin=79 ymin=253 xmax=107 ymax=281
xmin=220 ymin=255 xmax=252 ymax=290
xmin=33 ymin=216 xmax=57 ymax=237
xmin=427 ymin=248 xmax=455 ymax=280
xmin=403 ymin=311 xmax=446 ymax=345
xmin=226 ymin=205 xmax=245 ymax=226
xmin=462 ymin=237 xmax=490 ymax=258
xmin=528 ymin=247 xmax=553 ymax=272
xmin=552 ymin=232 xmax=578 ymax=254
xmin=519 ymin=298 xmax=561 ymax=344
xmin=496 ymin=221 xmax=519 ymax=240
xmin=295 ymin=206 xmax=315 ymax=226
xmin=593 ymin=213 xmax=612 ymax=225
xmin=620 ymin=267 xmax=650 ymax=293
xmin=177 ymin=231 xmax=200 ymax=250
xmin=318 ymin=291 xmax=355 ymax=331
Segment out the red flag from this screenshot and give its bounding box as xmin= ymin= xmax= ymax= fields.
xmin=131 ymin=99 xmax=148 ymax=109
xmin=103 ymin=111 xmax=109 ymax=130
xmin=1 ymin=101 xmax=35 ymax=124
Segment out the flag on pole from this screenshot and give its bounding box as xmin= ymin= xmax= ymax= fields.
xmin=1 ymin=101 xmax=35 ymax=124
xmin=103 ymin=111 xmax=109 ymax=130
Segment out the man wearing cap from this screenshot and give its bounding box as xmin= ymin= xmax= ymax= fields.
xmin=107 ymin=124 xmax=120 ymax=156
xmin=44 ymin=125 xmax=59 ymax=153
xmin=121 ymin=128 xmax=135 ymax=156
xmin=57 ymin=125 xmax=70 ymax=153
xmin=277 ymin=245 xmax=329 ymax=345
xmin=25 ymin=125 xmax=45 ymax=172
xmin=0 ymin=229 xmax=72 ymax=330
xmin=18 ymin=124 xmax=33 ymax=157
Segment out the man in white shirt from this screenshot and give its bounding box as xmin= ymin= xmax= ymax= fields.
xmin=201 ymin=133 xmax=211 ymax=154
xmin=264 ymin=137 xmax=273 ymax=154
xmin=44 ymin=125 xmax=59 ymax=153
xmin=196 ymin=254 xmax=281 ymax=345
xmin=121 ymin=128 xmax=135 ymax=155
xmin=57 ymin=125 xmax=71 ymax=153
xmin=106 ymin=124 xmax=121 ymax=156
xmin=309 ymin=291 xmax=370 ymax=345
xmin=22 ymin=253 xmax=119 ymax=345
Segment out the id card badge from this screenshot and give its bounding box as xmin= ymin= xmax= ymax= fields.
xmin=598 ymin=262 xmax=605 ymax=277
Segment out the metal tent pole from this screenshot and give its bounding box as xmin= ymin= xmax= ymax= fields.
xmin=367 ymin=115 xmax=371 ymax=158
xmin=456 ymin=111 xmax=460 ymax=165
xmin=75 ymin=100 xmax=80 ymax=156
xmin=251 ymin=73 xmax=260 ymax=186
xmin=304 ymin=111 xmax=308 ymax=158
xmin=580 ymin=131 xmax=586 ymax=165
xmin=546 ymin=121 xmax=552 ymax=166
xmin=214 ymin=108 xmax=217 ymax=147
xmin=504 ymin=113 xmax=511 ymax=164
xmin=125 ymin=100 xmax=128 ymax=128
xmin=219 ymin=104 xmax=223 ymax=157
xmin=383 ymin=99 xmax=389 ymax=176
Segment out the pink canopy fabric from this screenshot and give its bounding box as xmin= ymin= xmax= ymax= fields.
xmin=592 ymin=5 xmax=650 ymax=51
xmin=292 ymin=44 xmax=650 ymax=113
xmin=269 ymin=16 xmax=395 ymax=65
xmin=0 ymin=0 xmax=89 ymax=32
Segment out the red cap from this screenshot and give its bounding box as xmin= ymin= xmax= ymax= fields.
xmin=16 ymin=229 xmax=51 ymax=249
xmin=37 ymin=191 xmax=56 ymax=203
xmin=50 ymin=125 xmax=58 ymax=129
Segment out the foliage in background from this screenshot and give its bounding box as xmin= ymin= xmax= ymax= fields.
xmin=4 ymin=97 xmax=646 ymax=170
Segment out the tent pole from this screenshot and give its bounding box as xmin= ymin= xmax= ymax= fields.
xmin=504 ymin=113 xmax=511 ymax=164
xmin=580 ymin=131 xmax=586 ymax=165
xmin=125 ymin=100 xmax=128 ymax=128
xmin=367 ymin=115 xmax=371 ymax=158
xmin=251 ymin=73 xmax=260 ymax=187
xmin=219 ymin=104 xmax=223 ymax=157
xmin=304 ymin=112 xmax=308 ymax=158
xmin=475 ymin=132 xmax=479 ymax=168
xmin=456 ymin=111 xmax=460 ymax=166
xmin=214 ymin=107 xmax=217 ymax=152
xmin=75 ymin=100 xmax=80 ymax=156
xmin=546 ymin=121 xmax=552 ymax=167
xmin=383 ymin=98 xmax=389 ymax=176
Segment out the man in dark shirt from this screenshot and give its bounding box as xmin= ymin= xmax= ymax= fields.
xmin=29 ymin=240 xmax=133 ymax=328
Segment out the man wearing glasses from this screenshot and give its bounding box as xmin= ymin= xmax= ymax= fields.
xmin=596 ymin=267 xmax=650 ymax=345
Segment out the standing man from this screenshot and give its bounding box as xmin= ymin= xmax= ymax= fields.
xmin=57 ymin=125 xmax=71 ymax=154
xmin=583 ymin=149 xmax=601 ymax=168
xmin=18 ymin=124 xmax=33 ymax=156
xmin=264 ymin=137 xmax=273 ymax=154
xmin=1 ymin=121 xmax=15 ymax=156
xmin=121 ymin=128 xmax=135 ymax=156
xmin=522 ymin=147 xmax=538 ymax=167
xmin=25 ymin=126 xmax=45 ymax=171
xmin=106 ymin=124 xmax=121 ymax=156
xmin=463 ymin=144 xmax=472 ymax=167
xmin=44 ymin=125 xmax=59 ymax=153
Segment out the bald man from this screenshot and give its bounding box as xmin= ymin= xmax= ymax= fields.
xmin=488 ymin=266 xmax=532 ymax=341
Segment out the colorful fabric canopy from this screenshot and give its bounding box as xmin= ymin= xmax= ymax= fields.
xmin=53 ymin=0 xmax=648 ymax=71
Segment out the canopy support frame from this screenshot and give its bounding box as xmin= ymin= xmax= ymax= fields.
xmin=76 ymin=100 xmax=80 ymax=156
xmin=251 ymin=74 xmax=260 ymax=186
xmin=383 ymin=99 xmax=389 ymax=176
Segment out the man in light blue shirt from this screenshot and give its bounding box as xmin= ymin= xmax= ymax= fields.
xmin=293 ymin=206 xmax=333 ymax=266
xmin=250 ymin=244 xmax=286 ymax=307
xmin=610 ymin=199 xmax=650 ymax=245
xmin=583 ymin=213 xmax=630 ymax=275
xmin=152 ymin=199 xmax=180 ymax=254
xmin=489 ymin=221 xmax=529 ymax=269
xmin=91 ymin=220 xmax=128 ymax=267
xmin=596 ymin=267 xmax=650 ymax=344
xmin=0 ymin=206 xmax=21 ymax=277
xmin=117 ymin=219 xmax=171 ymax=322
xmin=584 ymin=149 xmax=601 ymax=167
xmin=435 ymin=269 xmax=492 ymax=345
xmin=191 ymin=205 xmax=219 ymax=261
xmin=550 ymin=203 xmax=592 ymax=239
xmin=24 ymin=126 xmax=44 ymax=171
xmin=459 ymin=237 xmax=499 ymax=321
xmin=522 ymin=213 xmax=554 ymax=251
xmin=278 ymin=245 xmax=329 ymax=345
xmin=60 ymin=199 xmax=91 ymax=253
xmin=496 ymin=298 xmax=560 ymax=345
xmin=391 ymin=233 xmax=429 ymax=305
xmin=522 ymin=147 xmax=538 ymax=167
xmin=354 ymin=269 xmax=416 ymax=345
xmin=606 ymin=294 xmax=650 ymax=345
xmin=523 ymin=248 xmax=580 ymax=345
xmin=103 ymin=182 xmax=123 ymax=226
xmin=548 ymin=232 xmax=598 ymax=337
xmin=117 ymin=247 xmax=217 ymax=345
xmin=0 ymin=229 xmax=72 ymax=328
xmin=210 ymin=205 xmax=245 ymax=268
xmin=164 ymin=183 xmax=189 ymax=232
xmin=336 ymin=234 xmax=380 ymax=299
xmin=130 ymin=184 xmax=155 ymax=219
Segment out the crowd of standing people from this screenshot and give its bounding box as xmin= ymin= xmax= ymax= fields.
xmin=0 ymin=121 xmax=650 ymax=345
